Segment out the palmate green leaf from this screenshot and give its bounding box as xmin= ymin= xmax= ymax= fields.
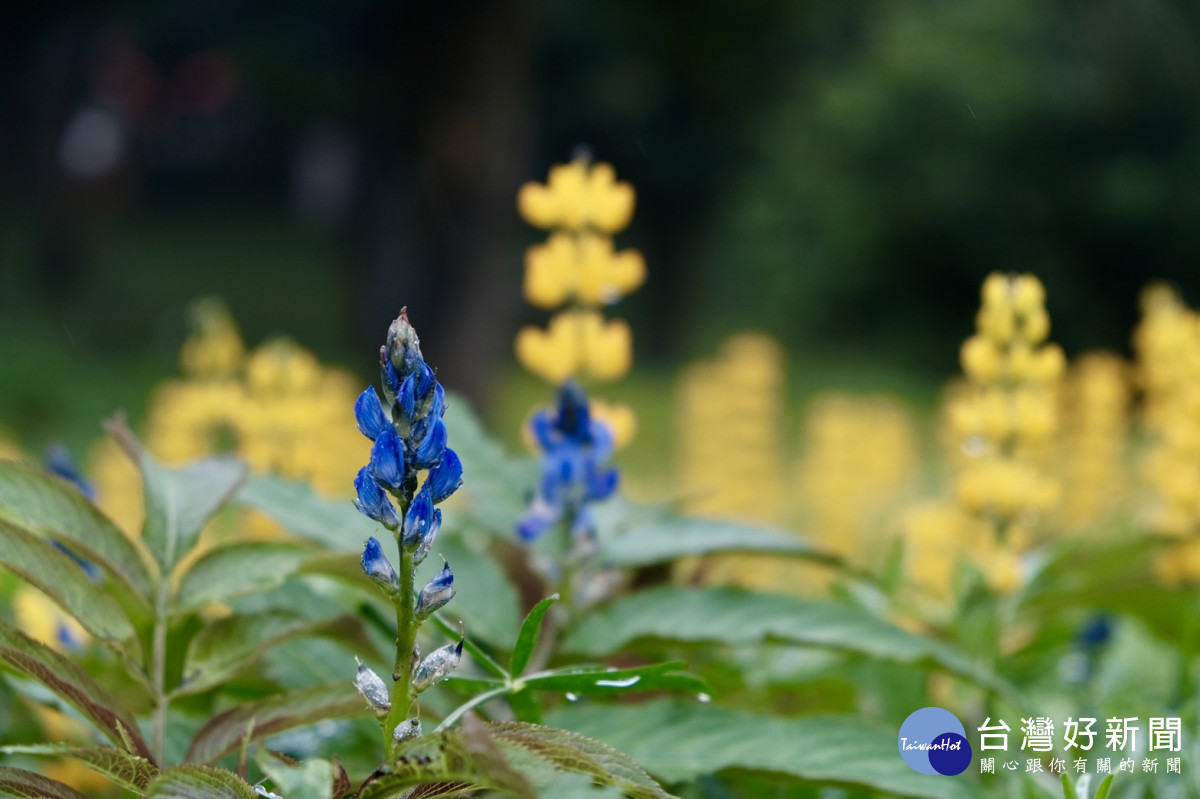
xmin=0 ymin=460 xmax=156 ymax=598
xmin=144 ymin=765 xmax=258 ymax=798
xmin=523 ymin=661 xmax=706 ymax=696
xmin=354 ymin=721 xmax=536 ymax=799
xmin=234 ymin=474 xmax=376 ymax=549
xmin=442 ymin=396 xmax=539 ymax=539
xmin=564 ymin=586 xmax=1006 ymax=692
xmin=187 ymin=682 xmax=364 ymax=764
xmin=178 ymin=610 xmax=375 ymax=696
xmin=489 ymin=722 xmax=673 ymax=799
xmin=436 ymin=532 xmax=522 ymax=648
xmin=105 ymin=419 xmax=249 ymax=571
xmin=0 ymin=518 xmax=138 ymax=646
xmin=511 ymin=594 xmax=559 ymax=677
xmin=598 ymin=517 xmax=843 ymax=570
xmin=175 ymin=541 xmax=315 ymax=611
xmin=255 ymin=752 xmax=334 ymax=799
xmin=0 ymin=621 xmax=154 ymax=760
xmin=545 ymin=701 xmax=976 ymax=799
xmin=0 ymin=766 xmax=90 ymax=799
xmin=0 ymin=743 xmax=158 ymax=792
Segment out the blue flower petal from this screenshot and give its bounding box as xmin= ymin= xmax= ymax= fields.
xmin=402 ymin=484 xmax=435 ymax=551
xmin=586 ymin=466 xmax=619 ymax=502
xmin=355 ymin=387 xmax=390 ymax=440
xmin=361 ymin=536 xmax=398 ymax=590
xmin=354 ymin=466 xmax=400 ymax=529
xmin=425 ymin=449 xmax=463 ymax=504
xmin=368 ymin=427 xmax=406 ymax=489
xmin=412 ymin=418 xmax=448 ymax=470
xmin=397 ymin=373 xmax=418 ymax=421
xmin=517 ymin=495 xmax=560 ymax=541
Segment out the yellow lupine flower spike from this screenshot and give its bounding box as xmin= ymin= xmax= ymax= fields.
xmin=518 ymin=159 xmax=636 ymax=233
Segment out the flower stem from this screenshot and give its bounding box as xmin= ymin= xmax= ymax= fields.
xmin=151 ymin=579 xmax=170 ymax=765
xmin=384 ymin=548 xmax=417 ymax=761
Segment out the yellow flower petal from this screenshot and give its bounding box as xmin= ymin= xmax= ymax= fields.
xmin=523 ymin=233 xmax=576 ymax=309
xmin=577 ymin=233 xmax=645 ymax=305
xmin=515 ymin=322 xmax=578 ymax=383
xmin=517 ymin=160 xmax=635 ymax=232
xmin=590 ymin=399 xmax=637 ymax=450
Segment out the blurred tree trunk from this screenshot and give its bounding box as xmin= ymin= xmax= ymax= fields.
xmin=360 ymin=0 xmax=530 ymax=409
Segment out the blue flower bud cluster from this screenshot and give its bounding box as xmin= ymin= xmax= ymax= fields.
xmin=518 ymin=380 xmax=619 ymax=543
xmin=354 ymin=309 xmax=463 ymax=606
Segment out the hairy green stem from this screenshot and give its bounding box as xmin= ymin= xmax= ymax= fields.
xmin=383 ymin=547 xmax=417 ymax=761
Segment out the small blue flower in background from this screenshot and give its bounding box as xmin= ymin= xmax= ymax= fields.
xmin=518 ymin=380 xmax=620 ymax=543
xmin=45 ymin=444 xmax=96 ymax=501
xmin=353 ymin=308 xmax=462 ymax=594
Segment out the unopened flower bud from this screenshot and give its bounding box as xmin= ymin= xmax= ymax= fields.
xmin=360 ymin=537 xmax=398 ymax=594
xmin=412 ymin=635 xmax=464 ymax=693
xmin=386 ymin=307 xmax=425 ymax=380
xmin=415 ymin=559 xmax=455 ymax=620
xmin=393 ymin=718 xmax=422 ymax=744
xmin=354 ymin=657 xmax=391 ymax=715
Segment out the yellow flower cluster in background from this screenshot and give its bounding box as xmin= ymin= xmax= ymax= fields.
xmin=1057 ymin=352 xmax=1130 ymax=530
xmin=515 ymin=156 xmax=643 ymax=447
xmin=90 ymin=300 xmax=369 ymax=538
xmin=674 ymin=333 xmax=787 ymax=587
xmin=1133 ymin=284 xmax=1200 ymax=583
xmin=941 ymin=273 xmax=1064 ymax=592
xmin=796 ymin=394 xmax=919 ymax=567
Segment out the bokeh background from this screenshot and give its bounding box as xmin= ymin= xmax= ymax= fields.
xmin=4 ymin=0 xmax=1200 ymax=470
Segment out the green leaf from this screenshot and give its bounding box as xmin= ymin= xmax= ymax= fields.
xmin=564 ymin=586 xmax=1006 ymax=691
xmin=0 ymin=518 xmax=138 ymax=645
xmin=429 ymin=532 xmax=521 ymax=648
xmin=143 ymin=765 xmax=258 ymax=798
xmin=0 ymin=460 xmax=156 ymax=598
xmin=1061 ymin=773 xmax=1079 ymax=799
xmin=174 ymin=541 xmax=314 ymax=611
xmin=0 ymin=766 xmax=90 ymax=799
xmin=545 ymin=701 xmax=976 ymax=799
xmin=1093 ymin=773 xmax=1114 ymax=799
xmin=255 ymin=752 xmax=333 ymax=799
xmin=0 ymin=743 xmax=158 ymax=792
xmin=488 ymin=722 xmax=673 ymax=799
xmin=0 ymin=621 xmax=154 ymax=760
xmin=178 ymin=611 xmax=375 ymax=696
xmin=234 ymin=474 xmax=376 ymax=549
xmin=599 ymin=517 xmax=842 ymax=569
xmin=116 ymin=417 xmax=248 ymax=570
xmin=186 ymin=682 xmax=365 ymax=764
xmin=442 ymin=396 xmax=539 ymax=538
xmin=355 ymin=722 xmax=537 ymax=799
xmin=511 ymin=595 xmax=559 ymax=677
xmin=523 ymin=661 xmax=707 ymax=696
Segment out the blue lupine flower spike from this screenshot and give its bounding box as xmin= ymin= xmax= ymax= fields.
xmin=517 ymin=379 xmax=620 ymax=545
